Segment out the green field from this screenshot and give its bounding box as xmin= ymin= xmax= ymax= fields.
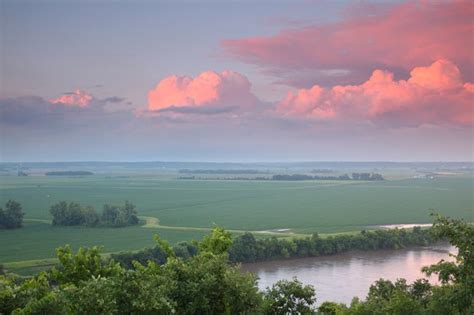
xmin=1 ymin=171 xmax=473 ymax=272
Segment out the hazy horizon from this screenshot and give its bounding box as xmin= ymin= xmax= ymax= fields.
xmin=2 ymin=160 xmax=473 ymax=165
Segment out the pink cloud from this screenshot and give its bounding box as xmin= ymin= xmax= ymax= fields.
xmin=278 ymin=60 xmax=474 ymax=127
xmin=49 ymin=89 xmax=93 ymax=107
xmin=222 ymin=1 xmax=473 ymax=85
xmin=148 ymin=70 xmax=258 ymax=112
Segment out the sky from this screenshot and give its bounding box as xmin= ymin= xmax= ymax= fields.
xmin=0 ymin=0 xmax=473 ymax=162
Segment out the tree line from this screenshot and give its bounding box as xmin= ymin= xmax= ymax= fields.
xmin=229 ymin=226 xmax=433 ymax=263
xmin=0 ymin=200 xmax=24 ymax=229
xmin=110 ymin=225 xmax=435 ymax=269
xmin=0 ymin=215 xmax=472 ymax=314
xmin=272 ymin=172 xmax=384 ymax=181
xmin=179 ymin=169 xmax=267 ymax=174
xmin=178 ymin=172 xmax=385 ymax=181
xmin=50 ymin=201 xmax=139 ymax=228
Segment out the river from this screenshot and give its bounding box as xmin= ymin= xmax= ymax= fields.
xmin=241 ymin=243 xmax=454 ymax=305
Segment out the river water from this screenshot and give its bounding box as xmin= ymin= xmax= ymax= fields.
xmin=241 ymin=243 xmax=454 ymax=305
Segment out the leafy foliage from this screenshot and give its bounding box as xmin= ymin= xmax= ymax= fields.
xmin=0 ymin=215 xmax=472 ymax=314
xmin=0 ymin=230 xmax=261 ymax=314
xmin=229 ymin=226 xmax=435 ymax=263
xmin=50 ymin=245 xmax=122 ymax=286
xmin=101 ymin=201 xmax=139 ymax=227
xmin=49 ymin=200 xmax=139 ymax=228
xmin=421 ymin=214 xmax=474 ymax=314
xmin=110 ymin=225 xmax=436 ymax=273
xmin=0 ymin=200 xmax=24 ymax=229
xmin=50 ymin=201 xmax=84 ymax=226
xmin=262 ymin=278 xmax=317 ymax=314
xmin=199 ymin=226 xmax=233 ymax=255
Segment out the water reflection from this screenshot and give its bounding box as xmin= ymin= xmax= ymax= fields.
xmin=241 ymin=243 xmax=454 ymax=305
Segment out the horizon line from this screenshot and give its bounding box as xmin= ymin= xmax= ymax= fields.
xmin=1 ymin=160 xmax=473 ymax=164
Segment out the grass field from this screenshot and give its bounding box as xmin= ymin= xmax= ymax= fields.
xmin=1 ymin=170 xmax=473 ymax=273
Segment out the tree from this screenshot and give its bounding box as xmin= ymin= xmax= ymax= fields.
xmin=50 ymin=201 xmax=84 ymax=226
xmin=199 ymin=226 xmax=233 ymax=255
xmin=50 ymin=245 xmax=121 ymax=286
xmin=0 ymin=228 xmax=262 ymax=314
xmin=229 ymin=232 xmax=258 ymax=262
xmin=422 ymin=214 xmax=474 ymax=313
xmin=101 ymin=202 xmax=139 ymax=227
xmin=409 ymin=278 xmax=431 ymax=301
xmin=60 ymin=277 xmax=119 ymax=314
xmin=82 ymin=206 xmax=100 ymax=227
xmin=262 ymin=278 xmax=316 ymax=315
xmin=173 ymin=241 xmax=198 ymax=259
xmin=122 ymin=200 xmax=139 ymax=225
xmin=318 ymin=301 xmax=348 ymax=314
xmin=50 ymin=201 xmax=68 ymax=225
xmin=50 ymin=201 xmax=139 ymax=228
xmin=0 ymin=200 xmax=24 ymax=229
xmin=101 ymin=204 xmax=120 ymax=226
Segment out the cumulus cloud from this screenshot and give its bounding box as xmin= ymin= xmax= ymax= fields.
xmin=49 ymin=89 xmax=93 ymax=107
xmin=222 ymin=1 xmax=473 ymax=86
xmin=277 ymin=60 xmax=474 ymax=127
xmin=148 ymin=70 xmax=259 ymax=112
xmin=1 ymin=90 xmax=131 ymax=130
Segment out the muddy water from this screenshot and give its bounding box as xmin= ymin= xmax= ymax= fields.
xmin=241 ymin=243 xmax=454 ymax=305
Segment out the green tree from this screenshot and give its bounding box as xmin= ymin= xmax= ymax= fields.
xmin=173 ymin=241 xmax=198 ymax=259
xmin=101 ymin=204 xmax=120 ymax=226
xmin=409 ymin=279 xmax=431 ymax=302
xmin=60 ymin=277 xmax=119 ymax=314
xmin=122 ymin=200 xmax=139 ymax=225
xmin=0 ymin=273 xmax=57 ymax=314
xmin=229 ymin=232 xmax=258 ymax=262
xmin=262 ymin=278 xmax=316 ymax=315
xmin=317 ymin=301 xmax=347 ymax=315
xmin=199 ymin=226 xmax=233 ymax=255
xmin=101 ymin=201 xmax=139 ymax=227
xmin=50 ymin=201 xmax=84 ymax=226
xmin=50 ymin=245 xmax=121 ymax=286
xmin=82 ymin=206 xmax=100 ymax=227
xmin=422 ymin=214 xmax=474 ymax=313
xmin=0 ymin=200 xmax=24 ymax=229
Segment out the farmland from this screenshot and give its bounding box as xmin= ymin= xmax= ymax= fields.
xmin=0 ymin=162 xmax=473 ymax=274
